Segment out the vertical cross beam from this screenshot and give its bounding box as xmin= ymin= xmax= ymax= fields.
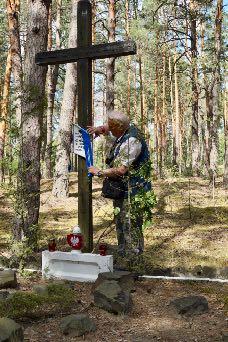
xmin=77 ymin=0 xmax=93 ymax=252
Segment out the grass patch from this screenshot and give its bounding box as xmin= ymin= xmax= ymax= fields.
xmin=0 ymin=284 xmax=76 ymax=319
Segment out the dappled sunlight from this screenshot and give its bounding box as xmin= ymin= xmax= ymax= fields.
xmin=0 ymin=176 xmax=227 ymax=273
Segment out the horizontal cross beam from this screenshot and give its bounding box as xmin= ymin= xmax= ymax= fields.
xmin=35 ymin=41 xmax=136 ymax=66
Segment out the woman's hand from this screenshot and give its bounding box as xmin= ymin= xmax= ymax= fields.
xmin=87 ymin=125 xmax=109 ymax=136
xmin=87 ymin=126 xmax=99 ymax=135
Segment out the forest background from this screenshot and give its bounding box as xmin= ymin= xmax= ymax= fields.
xmin=0 ymin=0 xmax=227 ymax=273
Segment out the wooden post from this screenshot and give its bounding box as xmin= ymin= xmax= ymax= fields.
xmin=77 ymin=0 xmax=93 ymax=251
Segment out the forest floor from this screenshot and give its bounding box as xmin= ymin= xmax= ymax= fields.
xmin=0 ymin=176 xmax=228 ymax=341
xmin=0 ymin=174 xmax=228 ymax=273
xmin=21 ymin=276 xmax=227 ymax=342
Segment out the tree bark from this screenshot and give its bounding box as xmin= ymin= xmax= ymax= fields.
xmin=208 ymin=0 xmax=223 ymax=180
xmin=169 ymin=54 xmax=177 ymax=168
xmin=223 ymin=91 xmax=228 ymax=188
xmin=14 ymin=0 xmax=51 ymax=245
xmin=202 ymin=0 xmax=223 ymax=181
xmin=44 ymin=0 xmax=61 ymax=179
xmin=106 ymin=0 xmax=115 ymax=112
xmin=154 ymin=60 xmax=159 ymax=177
xmin=139 ymin=54 xmax=146 ymax=133
xmin=0 ymin=50 xmax=12 ymax=183
xmin=174 ymin=52 xmax=181 ymax=173
xmin=125 ymin=0 xmax=131 ymax=116
xmin=6 ymin=0 xmax=23 ymax=127
xmin=161 ymin=48 xmax=167 ymax=174
xmin=190 ymin=0 xmax=200 ymax=176
xmin=52 ymin=0 xmax=77 ymax=198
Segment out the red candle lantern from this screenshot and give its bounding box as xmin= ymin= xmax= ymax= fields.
xmin=67 ymin=226 xmax=83 ymax=253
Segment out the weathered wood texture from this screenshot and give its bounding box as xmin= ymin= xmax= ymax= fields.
xmin=35 ymin=40 xmax=136 ymax=65
xmin=77 ymin=0 xmax=93 ymax=252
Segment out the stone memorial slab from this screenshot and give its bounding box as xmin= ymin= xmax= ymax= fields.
xmin=0 ymin=270 xmax=17 ymax=289
xmin=42 ymin=251 xmax=113 ymax=282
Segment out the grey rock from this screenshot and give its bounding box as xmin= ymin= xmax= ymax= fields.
xmin=0 ymin=270 xmax=17 ymax=289
xmin=0 ymin=317 xmax=24 ymax=342
xmin=60 ymin=314 xmax=96 ymax=337
xmin=92 ymin=271 xmax=135 ymax=293
xmin=170 ymin=295 xmax=209 ymax=316
xmin=222 ymin=331 xmax=228 ymax=342
xmin=94 ymin=280 xmax=132 ymax=314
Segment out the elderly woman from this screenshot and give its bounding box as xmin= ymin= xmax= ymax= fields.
xmin=88 ymin=111 xmax=151 ymax=256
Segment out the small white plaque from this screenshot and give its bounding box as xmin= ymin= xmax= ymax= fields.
xmin=73 ymin=124 xmax=85 ymax=158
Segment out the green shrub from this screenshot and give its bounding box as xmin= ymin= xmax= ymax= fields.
xmin=0 ymin=284 xmax=75 ymax=319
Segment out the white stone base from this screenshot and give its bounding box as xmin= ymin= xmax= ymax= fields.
xmin=42 ymin=251 xmax=113 ymax=282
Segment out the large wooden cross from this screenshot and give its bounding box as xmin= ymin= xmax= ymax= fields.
xmin=36 ymin=0 xmax=136 ymax=252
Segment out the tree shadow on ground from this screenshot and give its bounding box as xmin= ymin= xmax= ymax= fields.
xmin=40 ymin=210 xmax=77 ymax=221
xmin=172 ymin=206 xmax=228 ymax=226
xmin=93 ymin=218 xmax=114 ymax=232
xmin=69 ymin=187 xmax=102 ymax=198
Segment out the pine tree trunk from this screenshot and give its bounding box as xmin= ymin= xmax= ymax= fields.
xmin=161 ymin=49 xmax=167 ymax=174
xmin=0 ymin=50 xmax=12 ymax=183
xmin=223 ymin=92 xmax=228 ymax=188
xmin=52 ymin=0 xmax=77 ymax=198
xmin=14 ymin=0 xmax=51 ymax=245
xmin=169 ymin=54 xmax=177 ymax=167
xmin=106 ymin=0 xmax=115 ymax=112
xmin=209 ymin=0 xmax=223 ymax=178
xmin=125 ymin=0 xmax=131 ymax=116
xmin=203 ymin=0 xmax=223 ymax=181
xmin=154 ymin=61 xmax=159 ymax=177
xmin=174 ymin=53 xmax=181 ymax=173
xmin=44 ymin=0 xmax=61 ymax=179
xmin=133 ymin=63 xmax=137 ymax=116
xmin=139 ymin=55 xmax=145 ymax=132
xmin=92 ymin=0 xmax=96 ymax=121
xmin=190 ymin=0 xmax=200 ymax=176
xmin=7 ymin=0 xmax=23 ymax=127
